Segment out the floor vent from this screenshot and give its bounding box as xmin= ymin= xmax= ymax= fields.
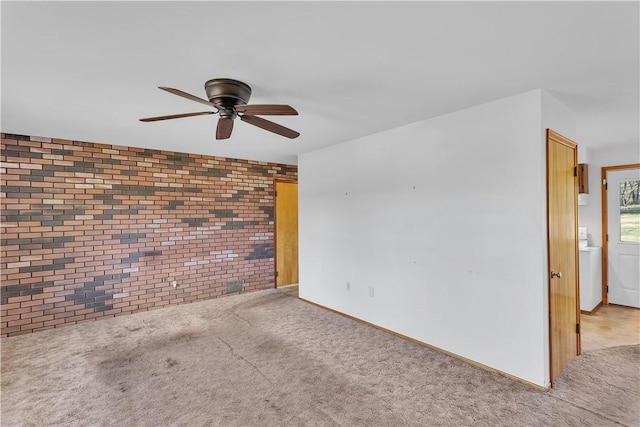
xmin=227 ymin=280 xmax=243 ymax=293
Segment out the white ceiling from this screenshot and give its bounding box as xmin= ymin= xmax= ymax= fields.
xmin=2 ymin=1 xmax=638 ymax=165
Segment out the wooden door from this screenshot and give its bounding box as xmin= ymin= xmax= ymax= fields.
xmin=275 ymin=181 xmax=298 ymax=287
xmin=605 ymin=167 xmax=640 ymax=308
xmin=547 ymin=129 xmax=580 ymax=383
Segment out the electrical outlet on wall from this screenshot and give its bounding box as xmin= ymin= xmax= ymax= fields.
xmin=346 ymin=282 xmax=351 ymax=291
xmin=369 ymin=287 xmax=375 ymax=297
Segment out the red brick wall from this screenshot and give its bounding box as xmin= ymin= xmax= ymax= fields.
xmin=0 ymin=133 xmax=297 ymax=336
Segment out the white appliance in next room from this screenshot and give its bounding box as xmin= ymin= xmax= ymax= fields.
xmin=578 ymin=226 xmax=602 ymax=312
xmin=578 ymin=227 xmax=588 ymax=249
xmin=579 ymin=246 xmax=602 ymax=312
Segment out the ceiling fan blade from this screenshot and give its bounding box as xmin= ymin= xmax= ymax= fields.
xmin=235 ymin=104 xmax=298 ymax=116
xmin=216 ymin=118 xmax=234 ymax=140
xmin=158 ymin=86 xmax=217 ymax=108
xmin=240 ymin=115 xmax=300 ymax=139
xmin=139 ymin=111 xmax=215 ymax=122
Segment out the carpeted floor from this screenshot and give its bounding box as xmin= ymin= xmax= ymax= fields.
xmin=1 ymin=288 xmax=638 ymax=426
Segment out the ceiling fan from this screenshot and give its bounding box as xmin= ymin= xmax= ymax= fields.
xmin=140 ymin=78 xmax=300 ymax=140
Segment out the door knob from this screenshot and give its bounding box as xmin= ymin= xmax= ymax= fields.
xmin=551 ymin=271 xmax=563 ymax=279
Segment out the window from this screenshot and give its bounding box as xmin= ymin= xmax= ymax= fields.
xmin=619 ymin=180 xmax=640 ymax=243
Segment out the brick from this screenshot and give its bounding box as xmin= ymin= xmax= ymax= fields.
xmin=85 ymin=311 xmax=105 ymax=319
xmin=21 ymin=321 xmax=44 ymax=330
xmin=43 ymin=318 xmax=66 ymax=327
xmin=7 ymin=295 xmax=32 ymax=303
xmin=0 ymin=303 xmax=21 ymax=311
xmin=44 ymin=307 xmax=67 ymax=315
xmin=1 ymin=132 xmax=296 ymax=336
xmin=65 ymin=314 xmax=86 ymax=323
xmin=8 ymin=318 xmax=32 ymax=327
xmin=7 ymin=307 xmax=31 ymax=315
xmin=21 ymin=310 xmax=45 ymax=319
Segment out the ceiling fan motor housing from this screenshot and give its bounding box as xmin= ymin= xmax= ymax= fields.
xmin=140 ymin=78 xmax=299 ymax=139
xmin=205 ymin=78 xmax=252 ymax=119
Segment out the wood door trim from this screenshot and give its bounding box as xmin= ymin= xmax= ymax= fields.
xmin=546 ymin=129 xmax=581 ymax=383
xmin=274 ymin=179 xmax=298 ymax=288
xmin=600 ymin=163 xmax=640 ymax=305
xmin=547 ymin=129 xmax=577 ymax=149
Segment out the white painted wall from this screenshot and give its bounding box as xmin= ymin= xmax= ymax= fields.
xmin=578 ymin=143 xmax=640 ymax=247
xmin=299 ymin=90 xmax=575 ymax=387
xmin=542 ymin=90 xmax=578 ymax=142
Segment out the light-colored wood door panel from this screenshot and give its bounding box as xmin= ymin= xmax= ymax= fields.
xmin=275 ymin=181 xmax=298 ymax=287
xmin=547 ymin=129 xmax=580 ymax=383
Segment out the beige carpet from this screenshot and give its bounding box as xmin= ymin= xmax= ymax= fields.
xmin=1 ymin=288 xmax=638 ymax=426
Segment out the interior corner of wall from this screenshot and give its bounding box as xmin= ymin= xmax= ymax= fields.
xmin=542 ymin=90 xmax=577 ymax=118
xmin=540 ymin=88 xmax=560 ymax=103
xmin=541 ymin=91 xmax=578 ymax=143
xmin=532 ymin=88 xmax=545 ymax=98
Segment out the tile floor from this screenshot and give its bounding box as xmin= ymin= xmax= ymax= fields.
xmin=581 ymin=304 xmax=640 ymax=351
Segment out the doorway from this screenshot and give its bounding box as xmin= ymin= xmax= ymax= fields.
xmin=601 ymin=165 xmax=640 ymax=308
xmin=275 ymin=181 xmax=298 ymax=288
xmin=546 ymin=129 xmax=580 ymax=383
xmin=581 ymin=304 xmax=640 ymax=351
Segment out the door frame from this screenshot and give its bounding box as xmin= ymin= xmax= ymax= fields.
xmin=274 ymin=179 xmax=298 ymax=288
xmin=546 ymin=129 xmax=581 ymax=383
xmin=600 ymin=163 xmax=640 ymax=305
